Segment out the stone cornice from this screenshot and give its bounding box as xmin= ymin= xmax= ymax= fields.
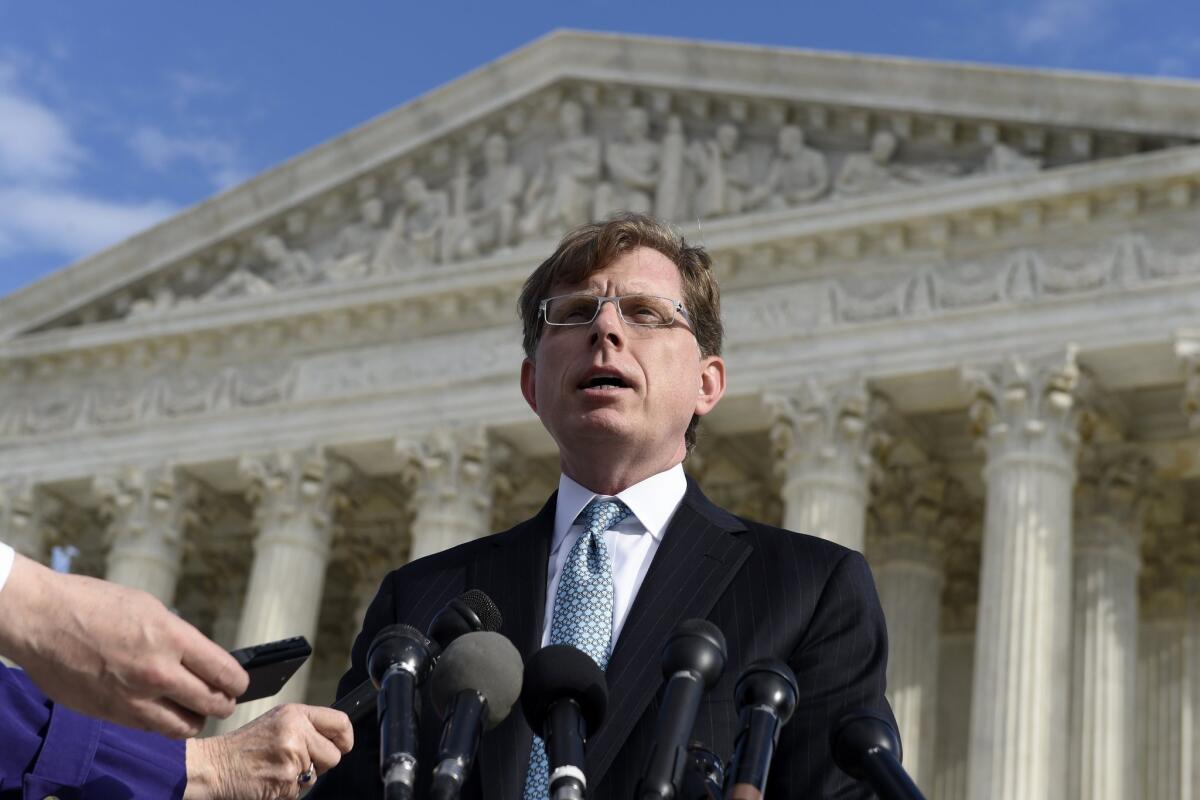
xmin=4 ymin=31 xmax=1199 ymax=340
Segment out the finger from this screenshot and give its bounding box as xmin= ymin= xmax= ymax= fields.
xmin=304 ymin=723 xmax=345 ymax=775
xmin=155 ymin=655 xmax=243 ymax=720
xmin=301 ymin=706 xmax=354 ymax=753
xmin=175 ymin=619 xmax=250 ymax=699
xmin=128 ymin=697 xmax=206 ymax=739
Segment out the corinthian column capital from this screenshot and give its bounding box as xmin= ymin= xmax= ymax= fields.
xmin=93 ymin=464 xmax=197 ymax=549
xmin=237 ymin=448 xmax=353 ymax=549
xmin=765 ymin=377 xmax=892 ymax=480
xmin=963 ymin=347 xmax=1082 ymax=470
xmin=396 ymin=423 xmax=491 ymax=512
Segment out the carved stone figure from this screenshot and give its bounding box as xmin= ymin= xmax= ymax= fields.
xmin=374 ymin=177 xmax=450 ymax=270
xmin=454 ymin=134 xmax=525 ymax=258
xmin=656 ymin=116 xmax=687 ymax=220
xmin=519 ymin=101 xmax=601 ymax=238
xmin=256 ymin=234 xmax=319 ymax=289
xmin=325 ymin=198 xmax=385 ymax=280
xmin=748 ymin=125 xmax=830 ymax=209
xmin=984 ymin=142 xmax=1042 ymax=174
xmin=835 ymin=131 xmax=901 ymax=197
xmin=201 ymin=267 xmax=275 ymax=303
xmin=597 ymin=106 xmax=662 ymax=216
xmin=689 ymin=122 xmax=754 ymax=218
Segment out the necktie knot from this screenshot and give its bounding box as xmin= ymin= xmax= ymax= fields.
xmin=580 ymin=497 xmax=633 ymax=535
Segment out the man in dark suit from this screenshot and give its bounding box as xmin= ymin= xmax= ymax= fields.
xmin=314 ymin=213 xmax=894 ymax=798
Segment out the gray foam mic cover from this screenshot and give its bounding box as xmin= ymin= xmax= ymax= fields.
xmin=430 ymin=630 xmax=524 ymax=729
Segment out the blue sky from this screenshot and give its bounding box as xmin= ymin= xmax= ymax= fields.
xmin=2 ymin=0 xmax=1198 ymax=299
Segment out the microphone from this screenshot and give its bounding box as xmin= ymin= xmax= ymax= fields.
xmin=334 ymin=590 xmax=503 ymax=724
xmin=520 ymin=644 xmax=609 ymax=800
xmin=831 ymin=710 xmax=926 ymax=800
xmin=428 ymin=631 xmax=524 ymax=800
xmin=637 ymin=619 xmax=728 ymax=800
xmin=681 ymin=742 xmax=725 ymax=800
xmin=367 ymin=624 xmax=436 ymax=800
xmin=723 ymin=659 xmax=799 ymax=800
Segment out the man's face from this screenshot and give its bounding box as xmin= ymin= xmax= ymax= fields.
xmin=520 ymin=247 xmax=726 ymax=480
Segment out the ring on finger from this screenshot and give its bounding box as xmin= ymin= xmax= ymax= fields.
xmin=298 ymin=763 xmax=316 ymax=784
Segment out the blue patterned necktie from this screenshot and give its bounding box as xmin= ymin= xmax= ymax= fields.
xmin=523 ymin=498 xmax=633 ymax=799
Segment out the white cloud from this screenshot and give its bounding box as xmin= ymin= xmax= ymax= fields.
xmin=1011 ymin=0 xmax=1108 ymax=48
xmin=129 ymin=125 xmax=246 ymax=190
xmin=0 ymin=187 xmax=175 ymax=258
xmin=0 ymin=186 xmax=176 ymax=260
xmin=0 ymin=63 xmax=83 ymax=181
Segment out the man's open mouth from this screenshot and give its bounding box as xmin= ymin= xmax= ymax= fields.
xmin=579 ymin=375 xmax=630 ymax=390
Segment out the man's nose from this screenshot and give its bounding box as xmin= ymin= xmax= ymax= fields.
xmin=589 ymin=299 xmax=625 ymax=348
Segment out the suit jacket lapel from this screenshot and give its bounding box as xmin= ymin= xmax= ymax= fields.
xmin=586 ymin=480 xmax=752 ymax=782
xmin=474 ymin=493 xmax=554 ymax=800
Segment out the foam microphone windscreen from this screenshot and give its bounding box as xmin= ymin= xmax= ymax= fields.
xmin=521 ymin=644 xmax=608 ymax=737
xmin=430 ymin=631 xmax=524 ymax=729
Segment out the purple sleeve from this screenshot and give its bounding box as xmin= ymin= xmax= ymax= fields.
xmin=0 ymin=663 xmax=186 ymax=799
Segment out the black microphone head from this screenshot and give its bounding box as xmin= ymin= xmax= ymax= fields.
xmin=830 ymin=709 xmax=903 ymax=779
xmin=662 ymin=618 xmax=727 ymax=687
xmin=520 ymin=644 xmax=609 ymax=738
xmin=366 ymin=623 xmax=435 ymax=688
xmin=428 ymin=590 xmax=504 ymax=651
xmin=734 ymin=658 xmax=799 ymax=724
xmin=430 ymin=631 xmax=524 ymax=730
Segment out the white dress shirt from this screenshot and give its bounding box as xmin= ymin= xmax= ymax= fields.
xmin=0 ymin=541 xmax=14 ymax=594
xmin=540 ymin=464 xmax=687 ymax=649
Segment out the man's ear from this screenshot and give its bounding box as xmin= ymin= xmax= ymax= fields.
xmin=694 ymin=355 xmax=726 ymax=418
xmin=520 ymin=357 xmax=538 ymax=413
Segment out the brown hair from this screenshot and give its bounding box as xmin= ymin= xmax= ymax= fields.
xmin=518 ymin=212 xmax=724 ymax=451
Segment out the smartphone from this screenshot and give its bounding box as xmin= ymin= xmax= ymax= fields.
xmin=230 ymin=635 xmax=312 ymax=704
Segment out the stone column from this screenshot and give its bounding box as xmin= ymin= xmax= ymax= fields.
xmin=1137 ymin=520 xmax=1200 ymax=800
xmin=93 ymin=465 xmax=196 ymax=606
xmin=217 ymin=449 xmax=350 ymax=731
xmin=0 ymin=477 xmax=44 ymax=562
xmin=1067 ymin=451 xmax=1148 ymax=800
xmin=766 ymin=379 xmax=888 ymax=551
xmin=962 ymin=351 xmax=1081 ymax=800
xmin=397 ymin=425 xmax=493 ymax=561
xmin=933 ymin=515 xmax=981 ymax=800
xmin=869 ymin=464 xmax=949 ymax=789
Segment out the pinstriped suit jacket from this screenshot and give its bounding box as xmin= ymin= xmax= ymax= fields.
xmin=313 ymin=479 xmax=894 ymax=798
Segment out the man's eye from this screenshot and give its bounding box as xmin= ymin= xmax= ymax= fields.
xmin=624 ymin=299 xmax=670 ymax=323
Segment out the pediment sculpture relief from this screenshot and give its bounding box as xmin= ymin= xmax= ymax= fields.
xmin=80 ymin=85 xmax=1128 ymax=325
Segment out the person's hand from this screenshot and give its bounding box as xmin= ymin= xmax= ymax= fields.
xmin=0 ymin=554 xmax=249 ymax=737
xmin=184 ymin=704 xmax=354 ymax=800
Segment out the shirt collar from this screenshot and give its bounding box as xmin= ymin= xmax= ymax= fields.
xmin=552 ymin=463 xmax=688 ymax=555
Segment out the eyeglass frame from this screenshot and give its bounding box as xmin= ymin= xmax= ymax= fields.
xmin=537 ymin=293 xmax=693 ymax=330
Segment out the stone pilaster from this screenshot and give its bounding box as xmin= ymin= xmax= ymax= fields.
xmin=1068 ymin=450 xmax=1149 ymax=800
xmin=93 ymin=465 xmax=197 ymax=605
xmin=869 ymin=463 xmax=949 ymax=789
xmin=962 ymin=349 xmax=1081 ymax=800
xmin=766 ymin=379 xmax=890 ymax=551
xmin=1137 ymin=520 xmax=1200 ymax=800
xmin=217 ymin=448 xmax=351 ymax=730
xmin=397 ymin=424 xmax=493 ymax=561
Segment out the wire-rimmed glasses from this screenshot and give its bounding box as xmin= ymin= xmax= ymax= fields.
xmin=539 ymin=293 xmax=690 ymax=328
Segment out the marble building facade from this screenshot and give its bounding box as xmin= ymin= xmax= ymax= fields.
xmin=1 ymin=31 xmax=1199 ymax=800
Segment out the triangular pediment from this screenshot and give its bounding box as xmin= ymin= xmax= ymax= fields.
xmin=4 ymin=30 xmax=1200 ymax=340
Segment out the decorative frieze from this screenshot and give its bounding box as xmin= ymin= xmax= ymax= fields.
xmin=24 ymin=75 xmax=1186 ymax=335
